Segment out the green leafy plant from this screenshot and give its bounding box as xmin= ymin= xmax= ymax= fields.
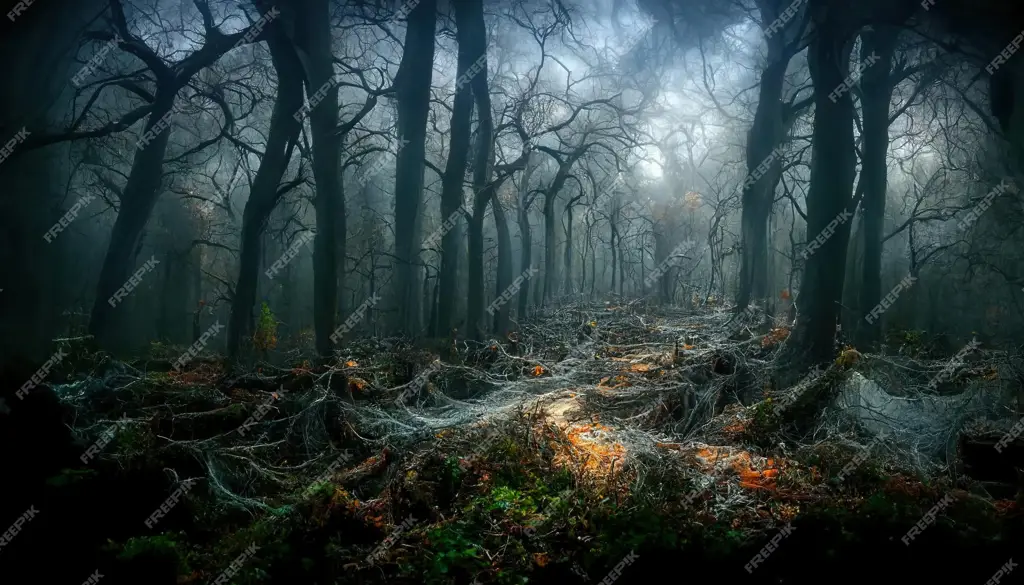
xmin=253 ymin=302 xmax=278 ymax=352
xmin=425 ymin=524 xmax=486 ymax=577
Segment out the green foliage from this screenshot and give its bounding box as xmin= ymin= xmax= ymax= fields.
xmin=145 ymin=340 xmax=176 ymax=359
xmin=750 ymin=399 xmax=779 ymax=427
xmin=442 ymin=455 xmax=463 ymax=490
xmin=423 ymin=524 xmax=486 ymax=578
xmin=113 ymin=422 xmax=156 ymax=462
xmin=482 ymin=486 xmax=537 ymax=518
xmin=114 ymin=533 xmax=190 ymax=574
xmin=253 ymin=301 xmax=278 ymax=351
xmin=886 ymin=328 xmax=928 ymax=356
xmin=305 ymin=479 xmax=337 ymax=500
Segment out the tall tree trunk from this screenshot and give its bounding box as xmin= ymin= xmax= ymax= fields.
xmin=286 ymin=0 xmax=345 ymax=357
xmin=516 ymin=168 xmax=534 ymax=321
xmin=789 ymin=2 xmax=856 ymax=366
xmin=435 ymin=0 xmax=475 ymax=336
xmin=460 ymin=0 xmax=493 ymax=341
xmin=391 ymin=0 xmax=437 ymax=336
xmin=79 ymin=4 xmax=275 ymax=350
xmin=535 ymin=152 xmax=584 ymax=303
xmin=617 ymin=229 xmax=625 ymax=297
xmin=491 ymin=189 xmax=513 ymax=334
xmin=562 ymin=198 xmax=583 ymax=296
xmin=590 ymin=235 xmax=597 ymax=299
xmin=736 ymin=19 xmax=790 ymax=310
xmin=856 ymin=26 xmax=898 ymax=348
xmin=467 ymin=209 xmax=487 ymax=338
xmin=610 ymin=220 xmax=618 ymax=297
xmin=88 ymin=95 xmax=177 ymax=349
xmin=429 ymin=271 xmax=440 ymax=335
xmin=542 ymin=192 xmax=557 ymax=303
xmin=226 ymin=26 xmax=302 ymax=358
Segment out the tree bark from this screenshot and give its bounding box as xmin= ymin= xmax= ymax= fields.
xmin=391 ymin=0 xmax=438 ymax=336
xmin=543 ymin=191 xmax=557 ymax=302
xmin=855 ymin=26 xmax=899 ymax=348
xmin=536 ymin=149 xmax=583 ymax=303
xmin=88 ymin=95 xmax=177 ymax=349
xmin=79 ymin=5 xmax=272 ymax=350
xmin=517 ymin=159 xmax=536 ymax=321
xmin=226 ymin=24 xmax=303 ymax=359
xmin=735 ymin=7 xmax=793 ymax=310
xmin=789 ymin=1 xmax=856 ymax=366
xmin=491 ymin=189 xmax=513 ymax=334
xmin=460 ymin=0 xmax=493 ymax=341
xmin=434 ymin=0 xmax=475 ymax=336
xmin=563 ymin=193 xmax=585 ymax=296
xmin=289 ymin=0 xmax=345 ymax=356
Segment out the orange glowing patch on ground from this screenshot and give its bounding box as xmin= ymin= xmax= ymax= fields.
xmin=597 ymin=375 xmax=631 ymax=391
xmin=552 ymin=423 xmax=628 ymax=479
xmin=723 ymin=421 xmax=746 ymax=434
xmin=762 ymin=327 xmax=790 ymax=348
xmin=693 ymin=445 xmax=782 ymax=490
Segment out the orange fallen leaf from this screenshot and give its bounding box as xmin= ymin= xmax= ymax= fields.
xmin=762 ymin=327 xmax=790 ymax=348
xmin=345 ymin=360 xmax=358 ymax=367
xmin=532 ymin=365 xmax=545 ymax=376
xmin=723 ymin=422 xmax=745 ymax=433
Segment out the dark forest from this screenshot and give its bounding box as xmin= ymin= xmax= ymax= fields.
xmin=1 ymin=0 xmax=1024 ymax=583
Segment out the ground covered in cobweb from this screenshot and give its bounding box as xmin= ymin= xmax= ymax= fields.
xmin=3 ymin=302 xmax=1023 ymax=585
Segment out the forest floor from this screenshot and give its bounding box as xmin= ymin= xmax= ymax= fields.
xmin=3 ymin=302 xmax=1024 ymax=585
